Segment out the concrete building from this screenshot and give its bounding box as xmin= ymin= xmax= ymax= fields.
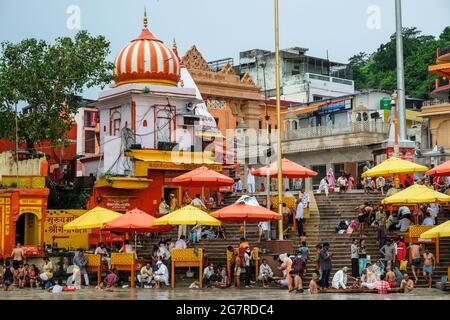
xmin=237 ymin=47 xmax=355 ymax=103
xmin=281 ymin=90 xmax=423 ymax=188
xmin=419 ymin=45 xmax=450 ymax=166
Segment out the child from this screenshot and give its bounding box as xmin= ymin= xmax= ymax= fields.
xmin=17 ymin=263 xmax=26 ymax=288
xmin=3 ymin=261 xmax=14 ymax=291
xmin=309 ymin=272 xmax=319 ymax=295
xmin=27 ymin=264 xmax=37 ymax=288
xmin=103 ymin=269 xmax=118 ymax=291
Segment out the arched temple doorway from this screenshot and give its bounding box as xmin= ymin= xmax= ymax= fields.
xmin=15 ymin=213 xmax=39 ymax=246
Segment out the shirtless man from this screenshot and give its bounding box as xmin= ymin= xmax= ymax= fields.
xmin=422 ymin=248 xmax=435 ymax=288
xmin=16 ymin=263 xmax=26 ymax=288
xmin=11 ymin=242 xmax=24 ymax=270
xmin=309 ymin=272 xmax=319 ymax=294
xmin=385 ymin=265 xmax=397 ymax=288
xmin=400 ymin=274 xmax=414 ymax=293
xmin=409 ymin=243 xmax=421 ymax=284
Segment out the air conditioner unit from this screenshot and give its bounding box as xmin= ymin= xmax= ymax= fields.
xmin=182 ymin=115 xmax=201 ymax=126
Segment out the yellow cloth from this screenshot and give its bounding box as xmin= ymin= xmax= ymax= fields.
xmin=420 ymin=220 xmax=450 ymax=239
xmin=381 ymin=184 xmax=450 ymax=205
xmin=362 ymin=157 xmax=428 ymax=178
xmin=154 ymin=205 xmax=221 ymax=226
xmin=64 ymin=207 xmax=122 ymax=230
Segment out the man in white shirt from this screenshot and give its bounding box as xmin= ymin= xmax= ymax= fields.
xmin=174 ymin=235 xmax=187 ymax=249
xmin=331 ymin=267 xmax=349 ymax=289
xmin=318 ymin=177 xmax=329 ymax=196
xmin=94 ymin=242 xmax=111 ymax=270
xmin=191 ymin=194 xmax=207 ymax=210
xmin=158 ymin=198 xmax=170 ymax=215
xmin=296 ymin=200 xmax=304 ymax=237
xmin=258 ymin=259 xmax=273 ymax=287
xmin=258 ymin=221 xmax=271 ymax=241
xmin=119 ymin=240 xmax=136 ymax=258
xmin=428 ymin=204 xmax=439 ymax=224
xmin=137 ymin=263 xmax=153 ymax=288
xmin=235 ymin=178 xmax=243 ymax=193
xmin=154 ymin=260 xmax=169 ymax=288
xmin=202 ymin=263 xmax=217 ymax=287
xmin=157 ymin=242 xmax=171 ymax=265
xmin=247 ymin=167 xmax=255 ymax=193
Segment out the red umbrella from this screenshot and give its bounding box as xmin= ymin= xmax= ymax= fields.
xmin=212 ymin=198 xmax=282 ymax=238
xmin=172 ymin=166 xmax=234 ymax=187
xmin=211 ymin=202 xmax=282 ymax=223
xmin=103 ymin=208 xmax=171 ymax=233
xmin=426 ymin=160 xmax=450 ymax=177
xmin=251 ymin=158 xmax=317 ymax=178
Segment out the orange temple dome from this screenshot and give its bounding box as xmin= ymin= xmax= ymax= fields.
xmin=113 ymin=8 xmax=181 ymax=87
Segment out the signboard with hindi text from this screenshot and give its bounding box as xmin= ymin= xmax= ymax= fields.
xmin=44 ymin=210 xmax=89 ymax=250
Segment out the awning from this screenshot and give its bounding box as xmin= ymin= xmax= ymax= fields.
xmin=429 ymin=62 xmax=450 ymax=78
xmin=195 ymin=130 xmax=225 ymax=139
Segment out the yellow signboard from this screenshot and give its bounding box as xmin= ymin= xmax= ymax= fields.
xmin=44 ymin=210 xmax=89 ymax=250
xmin=20 ymin=198 xmax=43 ymax=205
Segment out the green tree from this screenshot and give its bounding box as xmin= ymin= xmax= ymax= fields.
xmin=348 ymin=26 xmax=450 ymax=99
xmin=0 ymin=31 xmax=114 ymax=148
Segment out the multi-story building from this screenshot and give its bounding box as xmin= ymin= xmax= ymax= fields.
xmin=419 ymin=45 xmax=450 ymax=165
xmin=281 ymin=90 xmax=423 ymax=188
xmin=237 ymin=47 xmax=355 ymax=103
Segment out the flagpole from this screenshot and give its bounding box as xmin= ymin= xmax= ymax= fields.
xmin=274 ymin=0 xmax=283 ymax=240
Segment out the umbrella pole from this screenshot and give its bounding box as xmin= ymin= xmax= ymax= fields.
xmin=134 ymin=231 xmax=137 ymax=252
xmin=244 ymin=221 xmax=246 ymax=238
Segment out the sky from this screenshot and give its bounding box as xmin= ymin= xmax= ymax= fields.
xmin=0 ymin=0 xmax=449 ymax=99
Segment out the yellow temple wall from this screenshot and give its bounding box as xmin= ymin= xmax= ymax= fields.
xmin=44 ymin=210 xmax=89 ymax=250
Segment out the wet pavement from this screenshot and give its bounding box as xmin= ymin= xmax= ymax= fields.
xmin=0 ymin=287 xmax=448 ymax=300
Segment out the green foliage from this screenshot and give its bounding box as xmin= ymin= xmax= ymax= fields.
xmin=348 ymin=27 xmax=450 ymax=99
xmin=0 ymin=31 xmax=114 ymax=147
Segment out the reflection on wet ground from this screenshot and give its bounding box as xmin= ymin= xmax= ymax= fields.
xmin=0 ymin=287 xmax=448 ymax=300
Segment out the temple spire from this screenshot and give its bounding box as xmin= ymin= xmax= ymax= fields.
xmin=143 ymin=5 xmax=148 ymax=29
xmin=172 ymin=38 xmax=177 ymax=49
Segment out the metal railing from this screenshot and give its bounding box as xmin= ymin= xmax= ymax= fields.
xmin=283 ymin=121 xmax=389 ymax=140
xmin=423 ymin=98 xmax=450 ymax=107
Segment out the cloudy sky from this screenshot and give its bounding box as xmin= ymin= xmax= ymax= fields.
xmin=1 ymin=0 xmax=449 ymax=99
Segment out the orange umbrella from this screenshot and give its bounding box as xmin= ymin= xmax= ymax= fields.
xmin=211 ymin=202 xmax=282 ymax=223
xmin=103 ymin=208 xmax=171 ymax=233
xmin=251 ymin=158 xmax=317 ymax=178
xmin=172 ymin=166 xmax=234 ymax=187
xmin=426 ymin=160 xmax=450 ymax=177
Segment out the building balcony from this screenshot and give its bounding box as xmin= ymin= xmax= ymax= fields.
xmin=437 ymin=46 xmax=450 ymax=63
xmin=282 ymin=121 xmax=389 ymax=153
xmin=429 ymin=46 xmax=450 ymax=79
xmin=124 ymin=149 xmax=221 ymax=177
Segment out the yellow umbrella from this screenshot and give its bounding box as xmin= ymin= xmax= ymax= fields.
xmin=381 ymin=184 xmax=450 ymax=205
xmin=420 ymin=220 xmax=450 ymax=239
xmin=154 ymin=205 xmax=222 ymax=226
xmin=64 ymin=206 xmax=122 ymax=230
xmin=362 ymin=157 xmax=428 ymax=178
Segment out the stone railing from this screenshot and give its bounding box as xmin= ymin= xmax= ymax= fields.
xmin=284 ymin=121 xmax=389 ymax=141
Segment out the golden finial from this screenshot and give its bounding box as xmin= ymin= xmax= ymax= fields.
xmin=143 ymin=5 xmax=148 ymax=29
xmin=173 ymin=38 xmax=177 ymax=49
